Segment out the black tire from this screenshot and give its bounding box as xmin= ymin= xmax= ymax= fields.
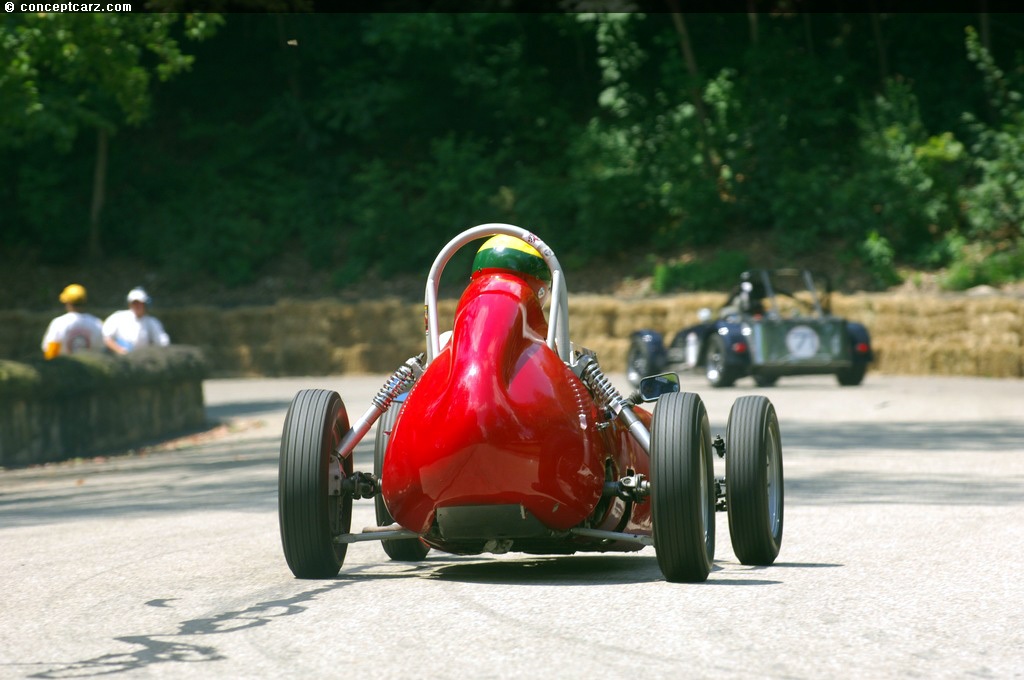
xmin=725 ymin=395 xmax=784 ymax=566
xmin=836 ymin=363 xmax=867 ymax=386
xmin=374 ymin=402 xmax=430 ymax=561
xmin=753 ymin=374 xmax=779 ymax=388
xmin=651 ymin=392 xmax=716 ymax=583
xmin=626 ymin=338 xmax=654 ymax=387
xmin=279 ymin=389 xmax=352 ymax=579
xmin=706 ymin=334 xmax=738 ymax=388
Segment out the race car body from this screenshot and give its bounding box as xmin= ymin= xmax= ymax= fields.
xmin=278 ymin=225 xmax=785 ymax=583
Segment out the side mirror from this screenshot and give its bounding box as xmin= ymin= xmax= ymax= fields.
xmin=637 ymin=372 xmax=681 ymax=403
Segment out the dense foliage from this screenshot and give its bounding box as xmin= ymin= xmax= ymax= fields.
xmin=2 ymin=11 xmax=1022 ymax=292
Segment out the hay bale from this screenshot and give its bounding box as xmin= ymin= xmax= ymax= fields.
xmin=872 ymin=337 xmax=933 ymax=375
xmin=568 ymin=296 xmax=621 ymax=338
xmin=613 ymin=300 xmax=671 ymax=337
xmin=926 ymin=334 xmax=977 ymax=376
xmin=866 ymin=294 xmax=919 ymax=317
xmin=663 ymin=295 xmax=719 ymax=333
xmin=975 ymin=343 xmax=1022 ymax=378
xmin=968 ymin=310 xmax=1021 ymax=335
xmin=274 ymin=336 xmax=334 ymax=376
xmin=10 ymin=289 xmax=1018 ymax=379
xmin=331 ymin=344 xmax=371 ymax=374
xmin=204 ymin=346 xmax=256 ymax=377
xmin=272 ymin=301 xmax=333 ymax=338
xmin=575 ymin=337 xmax=630 ymax=372
xmin=965 ymin=296 xmax=1022 ymax=316
xmin=323 ymin=304 xmax=363 ymax=345
xmin=830 ymin=293 xmax=872 ymax=319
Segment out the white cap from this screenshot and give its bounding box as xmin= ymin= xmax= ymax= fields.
xmin=127 ymin=287 xmax=151 ymax=304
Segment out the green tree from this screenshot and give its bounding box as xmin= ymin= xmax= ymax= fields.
xmin=0 ymin=12 xmax=221 ymax=257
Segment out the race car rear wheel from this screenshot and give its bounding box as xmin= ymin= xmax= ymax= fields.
xmin=725 ymin=395 xmax=784 ymax=565
xmin=706 ymin=334 xmax=738 ymax=388
xmin=651 ymin=392 xmax=716 ymax=583
xmin=279 ymin=389 xmax=353 ymax=579
xmin=626 ymin=338 xmax=653 ymax=387
xmin=374 ymin=402 xmax=430 ymax=561
xmin=836 ymin=363 xmax=867 ymax=386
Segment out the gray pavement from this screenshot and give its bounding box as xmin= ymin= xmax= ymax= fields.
xmin=0 ymin=372 xmax=1022 ymax=679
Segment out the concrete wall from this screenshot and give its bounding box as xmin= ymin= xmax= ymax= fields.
xmin=2 ymin=292 xmax=1022 ymax=378
xmin=0 ymin=347 xmax=207 ymax=468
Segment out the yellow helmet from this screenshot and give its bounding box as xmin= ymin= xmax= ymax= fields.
xmin=59 ymin=284 xmax=87 ymax=305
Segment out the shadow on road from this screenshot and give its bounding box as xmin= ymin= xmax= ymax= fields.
xmin=25 ymin=581 xmax=352 ymax=678
xmin=3 ymin=418 xmax=1021 ymax=531
xmin=781 ymin=419 xmax=1024 ymax=453
xmin=779 ymin=420 xmax=1024 ymax=506
xmin=0 ymin=436 xmax=375 ymax=528
xmin=205 ymin=399 xmax=292 ymax=420
xmin=428 ymin=554 xmax=665 ymax=585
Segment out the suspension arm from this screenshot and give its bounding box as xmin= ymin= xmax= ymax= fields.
xmin=335 ymin=355 xmax=424 ymax=460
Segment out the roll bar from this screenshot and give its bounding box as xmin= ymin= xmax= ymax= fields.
xmin=424 ymin=224 xmax=571 ymax=365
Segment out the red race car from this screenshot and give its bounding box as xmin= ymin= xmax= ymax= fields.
xmin=278 ymin=225 xmax=784 ymax=583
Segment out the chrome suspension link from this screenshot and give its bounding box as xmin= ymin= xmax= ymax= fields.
xmin=575 ymin=354 xmax=650 ymax=453
xmin=335 ymin=354 xmax=425 ymax=460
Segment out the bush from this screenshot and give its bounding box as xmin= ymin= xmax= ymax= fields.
xmin=942 ymin=240 xmax=1024 ymax=290
xmin=652 ymin=250 xmax=749 ymax=293
xmin=860 ymin=230 xmax=903 ymax=288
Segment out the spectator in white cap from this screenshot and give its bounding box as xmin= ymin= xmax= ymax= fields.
xmin=41 ymin=283 xmax=105 ymax=359
xmin=102 ymin=286 xmax=171 ymax=355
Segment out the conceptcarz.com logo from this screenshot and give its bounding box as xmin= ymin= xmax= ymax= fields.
xmin=5 ymin=3 xmax=133 ymax=11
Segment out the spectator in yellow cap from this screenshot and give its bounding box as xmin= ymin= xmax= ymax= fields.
xmin=103 ymin=286 xmax=170 ymax=355
xmin=41 ymin=284 xmax=105 ymax=359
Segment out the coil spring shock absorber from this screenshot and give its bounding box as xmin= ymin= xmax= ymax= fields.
xmin=575 ymin=354 xmax=650 ymax=453
xmin=336 ymin=354 xmax=425 ymax=460
xmin=372 ymin=354 xmax=424 ymax=411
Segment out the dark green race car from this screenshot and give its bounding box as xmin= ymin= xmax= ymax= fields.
xmin=627 ymin=269 xmax=874 ymax=388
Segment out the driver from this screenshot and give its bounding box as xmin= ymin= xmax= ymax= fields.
xmin=470 ymin=235 xmax=551 ymax=306
xmin=721 ymin=272 xmax=766 ymax=317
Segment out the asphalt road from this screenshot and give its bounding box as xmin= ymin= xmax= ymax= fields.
xmin=1 ymin=372 xmax=1022 ymax=679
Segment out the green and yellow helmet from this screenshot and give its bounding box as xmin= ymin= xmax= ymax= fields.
xmin=471 ymin=235 xmax=551 ymax=299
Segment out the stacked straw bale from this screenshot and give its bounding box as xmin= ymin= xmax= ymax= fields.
xmin=2 ymin=292 xmax=1021 ymax=378
xmin=839 ymin=293 xmax=1023 ymax=378
xmin=568 ymin=294 xmax=722 ymax=372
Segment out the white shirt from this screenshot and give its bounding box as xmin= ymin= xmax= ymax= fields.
xmin=102 ymin=310 xmax=170 ymax=352
xmin=41 ymin=311 xmax=105 ymax=355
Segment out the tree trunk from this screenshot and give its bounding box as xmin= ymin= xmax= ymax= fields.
xmin=979 ymin=2 xmax=991 ymax=52
xmin=869 ymin=11 xmax=889 ymax=82
xmin=88 ymin=127 xmax=108 ymax=259
xmin=747 ymin=0 xmax=759 ymax=46
xmin=803 ymin=12 xmax=815 ymax=56
xmin=666 ymin=4 xmax=717 ymax=178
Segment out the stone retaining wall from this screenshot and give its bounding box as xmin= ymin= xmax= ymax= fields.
xmin=0 ymin=346 xmax=207 ymax=468
xmin=1 ymin=293 xmax=1021 ymax=378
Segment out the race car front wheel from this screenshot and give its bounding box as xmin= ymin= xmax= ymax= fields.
xmin=279 ymin=389 xmax=353 ymax=579
xmin=374 ymin=403 xmax=430 ymax=561
xmin=651 ymin=392 xmax=716 ymax=583
xmin=725 ymin=395 xmax=784 ymax=565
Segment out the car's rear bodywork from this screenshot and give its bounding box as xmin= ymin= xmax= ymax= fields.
xmin=384 ymin=270 xmax=651 ymax=554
